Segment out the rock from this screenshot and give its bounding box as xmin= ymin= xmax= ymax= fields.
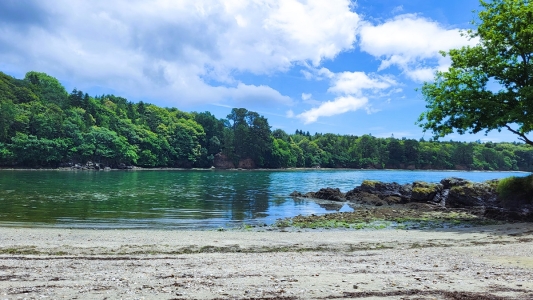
xmin=400 ymin=183 xmax=413 ymax=200
xmin=346 ymin=180 xmax=411 ymax=203
xmin=447 ymin=181 xmax=497 ymax=207
xmin=440 ymin=177 xmax=469 ymax=189
xmin=411 ymin=182 xmax=442 ymax=202
xmin=358 ymin=181 xmax=403 ymax=198
xmin=290 ymin=191 xmax=303 ymax=197
xmin=383 ymin=195 xmax=403 ymax=205
xmin=304 ymin=192 xmax=316 ymax=198
xmin=347 ymin=191 xmax=387 ymax=206
xmin=313 ymin=188 xmax=345 ymax=201
xmin=433 ymin=189 xmax=449 ymax=206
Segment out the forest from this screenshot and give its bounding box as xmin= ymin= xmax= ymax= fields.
xmin=1 ymin=71 xmax=533 ymax=171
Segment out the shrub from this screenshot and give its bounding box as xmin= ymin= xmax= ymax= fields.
xmin=497 ymin=175 xmax=533 ymax=205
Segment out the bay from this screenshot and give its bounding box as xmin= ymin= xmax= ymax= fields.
xmin=0 ymin=169 xmax=528 ymax=229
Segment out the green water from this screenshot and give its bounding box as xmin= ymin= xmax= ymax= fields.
xmin=0 ymin=169 xmax=527 ymax=229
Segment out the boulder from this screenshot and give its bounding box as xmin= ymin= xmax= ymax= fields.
xmin=432 ymin=189 xmax=449 ymax=206
xmin=289 ymin=191 xmax=303 ymax=197
xmin=447 ymin=181 xmax=497 ymax=207
xmin=348 ymin=191 xmax=387 ymax=206
xmin=411 ymin=181 xmax=442 ymax=202
xmin=358 ymin=180 xmax=402 ymax=197
xmin=383 ymin=195 xmax=403 ymax=205
xmin=313 ymin=187 xmax=345 ymax=201
xmin=440 ymin=177 xmax=469 ymax=189
xmin=346 ymin=180 xmax=412 ymax=204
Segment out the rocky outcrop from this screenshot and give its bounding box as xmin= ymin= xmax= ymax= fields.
xmin=314 ymin=188 xmax=344 ymax=201
xmin=411 ymin=181 xmax=442 ymax=203
xmin=290 ymin=177 xmax=532 ymax=221
xmin=345 ymin=180 xmax=411 ymax=204
xmin=447 ymin=181 xmax=497 ymax=208
xmin=291 ymin=188 xmax=344 ymax=201
xmin=292 ymin=177 xmax=499 ymax=208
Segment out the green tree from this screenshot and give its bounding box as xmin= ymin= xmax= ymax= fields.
xmin=24 ymin=71 xmax=68 ymax=107
xmin=418 ymin=0 xmax=533 ymax=145
xmin=224 ymin=108 xmax=271 ymax=167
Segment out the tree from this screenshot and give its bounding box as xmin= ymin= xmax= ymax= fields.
xmin=24 ymin=71 xmax=68 ymax=107
xmin=418 ymin=0 xmax=533 ymax=145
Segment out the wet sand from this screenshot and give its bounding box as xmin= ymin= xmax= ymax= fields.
xmin=1 ymin=224 xmax=533 ymax=299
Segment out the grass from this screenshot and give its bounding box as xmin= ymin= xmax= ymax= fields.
xmin=497 ymin=174 xmax=533 ymax=205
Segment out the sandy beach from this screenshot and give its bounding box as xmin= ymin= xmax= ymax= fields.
xmin=1 ymin=224 xmax=533 ymax=299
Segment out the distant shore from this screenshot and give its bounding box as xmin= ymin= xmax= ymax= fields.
xmin=1 ymin=224 xmax=532 ymax=299
xmin=0 ymin=166 xmax=530 ymax=173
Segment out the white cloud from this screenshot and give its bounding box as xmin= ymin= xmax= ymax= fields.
xmin=292 ymin=68 xmax=399 ymax=123
xmin=299 ymin=92 xmax=321 ymax=106
xmin=295 ymin=96 xmax=368 ymax=124
xmin=359 ymin=14 xmax=478 ymax=82
xmin=0 ymin=0 xmax=360 ymax=106
xmin=328 ymin=71 xmax=396 ymax=96
xmin=222 ymin=83 xmax=293 ymax=106
xmin=301 ymin=66 xmax=335 ymax=81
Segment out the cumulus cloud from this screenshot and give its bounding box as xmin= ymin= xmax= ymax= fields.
xmin=296 ymin=96 xmax=368 ymax=124
xmin=0 ymin=0 xmax=359 ymax=106
xmin=359 ymin=14 xmax=478 ymax=81
xmin=291 ymin=68 xmax=398 ymax=123
xmin=328 ymin=72 xmax=396 ymax=96
xmin=221 ymin=83 xmax=293 ymax=106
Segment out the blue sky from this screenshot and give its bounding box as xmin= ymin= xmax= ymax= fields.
xmin=0 ymin=0 xmax=522 ymax=142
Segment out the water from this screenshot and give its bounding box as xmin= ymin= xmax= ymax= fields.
xmin=0 ymin=169 xmax=528 ymax=229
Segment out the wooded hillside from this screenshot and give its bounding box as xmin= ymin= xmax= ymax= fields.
xmin=1 ymin=71 xmax=532 ymax=170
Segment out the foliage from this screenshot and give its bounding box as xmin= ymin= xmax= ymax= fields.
xmin=497 ymin=174 xmax=533 ymax=204
xmin=2 ymin=70 xmax=533 ymax=170
xmin=418 ymin=0 xmax=533 ymax=145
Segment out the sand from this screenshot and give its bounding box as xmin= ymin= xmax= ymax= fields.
xmin=1 ymin=224 xmax=533 ymax=299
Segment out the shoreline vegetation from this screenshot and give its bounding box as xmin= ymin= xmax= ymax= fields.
xmin=2 ymin=71 xmax=533 ymax=172
xmin=1 ymin=166 xmax=531 ymax=172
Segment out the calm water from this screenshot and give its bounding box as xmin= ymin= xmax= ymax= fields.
xmin=0 ymin=169 xmax=528 ymax=229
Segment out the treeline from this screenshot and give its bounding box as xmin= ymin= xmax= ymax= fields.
xmin=1 ymin=71 xmax=533 ymax=171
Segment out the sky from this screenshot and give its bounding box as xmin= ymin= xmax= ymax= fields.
xmin=0 ymin=0 xmax=523 ymax=143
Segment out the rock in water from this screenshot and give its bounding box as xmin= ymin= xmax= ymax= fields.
xmin=313 ymin=188 xmax=345 ymax=201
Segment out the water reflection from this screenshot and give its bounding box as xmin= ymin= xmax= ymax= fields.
xmin=0 ymin=169 xmax=529 ymax=229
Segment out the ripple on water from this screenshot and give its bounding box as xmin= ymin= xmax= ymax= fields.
xmin=0 ymin=169 xmax=529 ymax=229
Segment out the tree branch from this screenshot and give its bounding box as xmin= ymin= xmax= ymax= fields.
xmin=505 ymin=125 xmax=533 ymax=146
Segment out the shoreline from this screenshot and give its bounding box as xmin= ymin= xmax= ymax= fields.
xmin=0 ymin=166 xmax=530 ymax=173
xmin=1 ymin=224 xmax=532 ymax=299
